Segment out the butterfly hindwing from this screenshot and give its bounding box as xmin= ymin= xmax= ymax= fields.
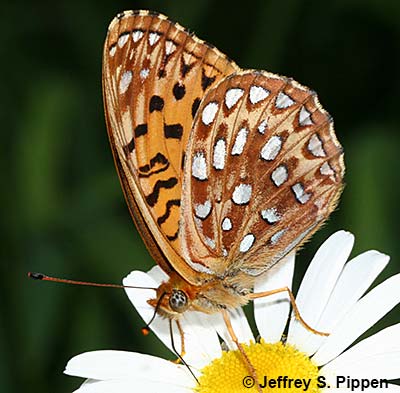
xmin=181 ymin=71 xmax=344 ymax=277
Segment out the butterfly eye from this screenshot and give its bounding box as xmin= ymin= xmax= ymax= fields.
xmin=169 ymin=289 xmax=188 ymax=313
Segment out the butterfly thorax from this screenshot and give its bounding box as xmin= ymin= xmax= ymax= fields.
xmin=148 ymin=271 xmax=251 ymax=319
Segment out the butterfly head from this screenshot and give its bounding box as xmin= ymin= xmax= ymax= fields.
xmin=148 ymin=272 xmax=195 ymax=319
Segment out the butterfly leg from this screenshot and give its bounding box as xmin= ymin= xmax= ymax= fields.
xmin=173 ymin=319 xmax=186 ymax=362
xmin=250 ymin=287 xmax=329 ymax=336
xmin=222 ymin=309 xmax=263 ymax=393
xmin=168 ymin=319 xmax=186 ymax=363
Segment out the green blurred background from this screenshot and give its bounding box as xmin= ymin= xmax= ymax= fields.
xmin=3 ymin=0 xmax=400 ymax=391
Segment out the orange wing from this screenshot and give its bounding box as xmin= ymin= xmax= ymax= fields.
xmin=102 ymin=11 xmax=239 ymax=281
xmin=181 ymin=71 xmax=344 ymax=278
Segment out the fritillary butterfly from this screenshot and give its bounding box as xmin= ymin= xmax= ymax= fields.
xmin=102 ymin=9 xmax=344 ymax=359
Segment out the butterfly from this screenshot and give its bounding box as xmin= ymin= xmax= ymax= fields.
xmin=102 ymin=9 xmax=344 ymax=379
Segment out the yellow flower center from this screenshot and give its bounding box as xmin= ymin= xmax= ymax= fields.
xmin=195 ymin=340 xmax=321 ymax=393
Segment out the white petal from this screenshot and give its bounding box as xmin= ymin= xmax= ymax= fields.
xmin=209 ymin=308 xmax=254 ymax=350
xmin=73 ymin=378 xmax=193 ymax=393
xmin=123 ymin=270 xmax=221 ymax=369
xmin=180 ymin=311 xmax=222 ymax=369
xmin=123 ymin=271 xmax=176 ymax=354
xmin=146 ymin=265 xmax=170 ymax=283
xmin=321 ymin=323 xmax=400 ymax=380
xmin=287 ymin=231 xmax=354 ymax=351
xmin=313 ymin=273 xmax=400 ymax=365
xmin=65 ymin=350 xmax=191 ymax=385
xmin=380 ymin=385 xmax=400 ymax=392
xmin=254 ymin=252 xmax=295 ymax=343
xmin=80 ymin=380 xmax=99 ymax=387
xmin=383 ymin=384 xmax=400 ymax=392
xmin=300 ymin=250 xmax=389 ymax=354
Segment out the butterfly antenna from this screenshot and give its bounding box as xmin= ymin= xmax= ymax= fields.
xmin=141 ymin=291 xmax=167 ymax=335
xmin=28 ymin=272 xmax=157 ymax=290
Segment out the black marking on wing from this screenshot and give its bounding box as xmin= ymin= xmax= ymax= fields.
xmin=181 ymin=61 xmax=194 ymax=77
xmin=123 ymin=137 xmax=135 ymax=155
xmin=135 ymin=124 xmax=148 ymax=137
xmin=138 ymin=153 xmax=169 ymax=178
xmin=164 ymin=123 xmax=183 ymax=139
xmin=181 ymin=152 xmax=186 ymax=170
xmin=158 ymin=68 xmax=167 ymax=78
xmin=202 ymin=69 xmax=216 ymax=91
xmin=146 ymin=177 xmax=178 ymax=207
xmin=166 ymin=230 xmax=179 ymax=241
xmin=150 ymin=152 xmax=168 ymax=167
xmin=157 ymin=199 xmax=181 ymax=225
xmin=192 ymin=97 xmax=201 ymax=118
xmin=173 ymin=82 xmax=186 ymax=100
xmin=149 ymin=95 xmax=164 ymax=112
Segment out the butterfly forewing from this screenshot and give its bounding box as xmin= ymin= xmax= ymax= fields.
xmin=103 ymin=11 xmax=239 ymax=280
xmin=181 ymin=70 xmax=344 ymax=277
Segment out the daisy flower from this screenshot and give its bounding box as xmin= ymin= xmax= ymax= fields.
xmin=65 ymin=231 xmax=400 ymax=392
